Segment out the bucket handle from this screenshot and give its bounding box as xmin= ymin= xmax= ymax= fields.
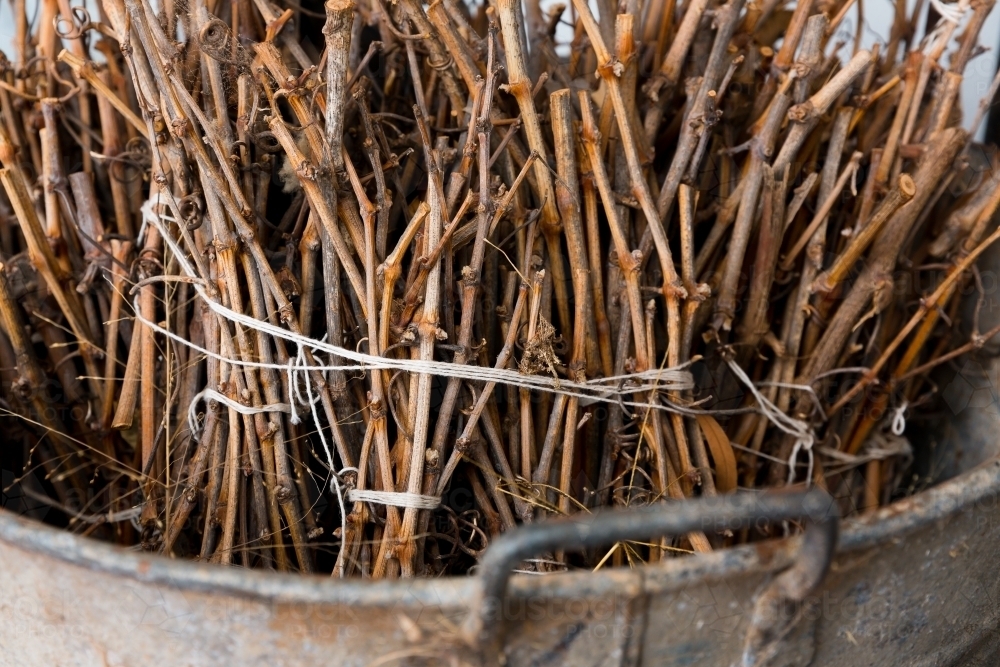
xmin=461 ymin=488 xmax=839 ymax=666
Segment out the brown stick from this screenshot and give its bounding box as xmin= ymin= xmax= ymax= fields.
xmin=804 ymin=128 xmax=966 ymax=385
xmin=497 ymin=0 xmax=569 ymax=336
xmin=813 ymin=173 xmax=916 ymax=293
xmin=780 ymin=151 xmax=863 ymax=272
xmin=714 ymin=80 xmax=794 ymax=330
xmin=100 ymin=241 xmax=133 ymax=429
xmin=550 ymin=89 xmax=601 ymax=377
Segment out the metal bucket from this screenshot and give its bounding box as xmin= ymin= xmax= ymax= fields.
xmin=2 ymin=357 xmax=1000 ymax=666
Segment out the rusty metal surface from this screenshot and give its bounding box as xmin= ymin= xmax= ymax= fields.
xmin=465 ymin=489 xmax=840 ymax=666
xmin=1 ymin=405 xmax=998 ymax=665
xmin=1 ymin=457 xmax=998 ymax=666
xmin=637 ymin=458 xmax=1000 ymax=667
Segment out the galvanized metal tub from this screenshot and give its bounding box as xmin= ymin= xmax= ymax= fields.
xmin=2 ymin=384 xmax=999 ymax=667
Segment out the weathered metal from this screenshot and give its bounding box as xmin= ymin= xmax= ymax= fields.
xmin=466 ymin=488 xmax=840 ymax=666
xmin=1 ymin=406 xmax=998 ymax=666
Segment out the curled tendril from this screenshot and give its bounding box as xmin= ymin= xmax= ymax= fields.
xmin=53 ymin=6 xmax=117 ymax=41
xmin=178 ymin=192 xmax=205 ymax=231
xmin=104 ymin=137 xmax=152 ymax=185
xmin=125 ymin=136 xmax=151 ymax=158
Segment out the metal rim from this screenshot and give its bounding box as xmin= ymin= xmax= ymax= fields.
xmin=463 ymin=488 xmax=840 ymax=663
xmin=1 ymin=457 xmax=998 ymax=608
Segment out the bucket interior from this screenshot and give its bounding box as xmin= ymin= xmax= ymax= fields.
xmin=914 ymin=240 xmax=1000 ymax=485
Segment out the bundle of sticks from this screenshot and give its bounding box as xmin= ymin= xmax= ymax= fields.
xmin=2 ymin=0 xmax=1000 ymax=577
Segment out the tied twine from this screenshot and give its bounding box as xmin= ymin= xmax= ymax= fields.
xmin=137 ymin=198 xmax=689 ymax=551
xmin=141 ymin=198 xmax=357 ymax=558
xmin=139 ymin=200 xmax=696 ymax=416
xmin=818 ymin=432 xmax=912 ymax=469
xmin=724 ymin=358 xmax=816 ymax=486
xmin=928 ymin=0 xmax=969 ymax=24
xmin=891 ymin=401 xmax=908 ymax=436
xmin=346 ymin=489 xmax=441 ymax=510
xmin=137 ymin=201 xmax=786 ymax=519
xmin=187 ymin=388 xmax=290 ymax=436
xmin=924 ymin=0 xmax=971 ymax=54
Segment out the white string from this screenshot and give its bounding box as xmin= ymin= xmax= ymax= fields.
xmin=286 ymin=357 xmax=300 ymax=425
xmin=755 ymin=380 xmax=824 ymax=416
xmin=346 ymin=489 xmax=442 ymax=510
xmin=891 ymin=401 xmax=908 ymax=436
xmin=728 ymin=440 xmax=794 ymax=466
xmin=816 ymin=433 xmax=912 ymax=477
xmin=725 ymin=358 xmax=815 ymax=486
xmin=185 ymin=340 xmax=350 ymax=554
xmin=187 ymin=388 xmax=291 ymax=436
xmin=138 ymin=304 xmax=698 ymax=408
xmin=789 ymin=443 xmax=815 ymax=487
xmin=140 ymin=203 xmax=696 ymax=415
xmin=929 ymin=0 xmax=967 ymax=24
xmin=924 ymin=0 xmax=971 ymax=55
xmin=817 ymin=436 xmax=911 ymax=465
xmin=294 ymin=339 xmax=352 ymax=559
xmin=139 ymin=201 xmax=782 ymax=518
